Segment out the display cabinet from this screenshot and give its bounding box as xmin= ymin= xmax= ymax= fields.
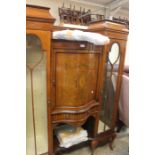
xmin=26 ymin=5 xmax=128 ymax=155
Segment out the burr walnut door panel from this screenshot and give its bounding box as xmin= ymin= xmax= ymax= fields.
xmin=54 ymin=52 xmax=100 ymax=108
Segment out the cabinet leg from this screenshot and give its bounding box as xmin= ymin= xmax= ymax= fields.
xmin=90 ymin=140 xmax=98 ymax=155
xmin=109 ymin=133 xmax=116 ymax=150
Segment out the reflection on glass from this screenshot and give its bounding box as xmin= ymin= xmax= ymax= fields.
xmin=98 ymin=43 xmax=120 ymax=133
xmin=26 ymin=35 xmax=48 ymax=155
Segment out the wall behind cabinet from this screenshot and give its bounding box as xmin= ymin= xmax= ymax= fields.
xmin=26 ymin=0 xmax=105 ymax=25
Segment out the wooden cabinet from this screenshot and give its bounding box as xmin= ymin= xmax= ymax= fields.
xmin=50 ymin=40 xmax=105 ymax=154
xmin=26 ymin=5 xmax=128 ymax=155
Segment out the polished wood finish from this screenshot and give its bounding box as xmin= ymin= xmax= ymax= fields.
xmin=51 ymin=40 xmax=103 ymax=122
xmin=88 ymin=20 xmax=128 ymax=34
xmin=26 ymin=5 xmax=55 ymax=23
xmin=27 ymin=5 xmax=128 ymax=155
xmin=50 ymin=40 xmax=105 ymax=154
xmin=90 ymin=130 xmax=116 ymax=155
xmin=55 ymin=53 xmax=98 ymax=107
xmin=26 ymin=5 xmax=55 ymax=31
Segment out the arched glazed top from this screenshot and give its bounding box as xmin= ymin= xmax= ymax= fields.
xmin=26 ymin=30 xmax=51 ymax=52
xmin=26 ymin=34 xmax=45 ymax=70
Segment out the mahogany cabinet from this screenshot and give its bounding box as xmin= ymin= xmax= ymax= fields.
xmin=26 ymin=5 xmax=128 ymax=155
xmin=50 ymin=40 xmax=105 ymax=154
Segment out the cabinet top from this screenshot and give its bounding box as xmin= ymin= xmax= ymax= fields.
xmin=88 ymin=20 xmax=129 ymax=33
xmin=26 ymin=4 xmax=55 ymax=24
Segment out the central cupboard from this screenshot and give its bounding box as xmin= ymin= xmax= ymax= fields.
xmin=50 ymin=40 xmax=106 ymax=154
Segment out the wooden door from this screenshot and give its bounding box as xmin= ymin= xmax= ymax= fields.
xmin=56 ymin=53 xmax=99 ymax=107
xmin=51 ymin=41 xmax=103 ymax=110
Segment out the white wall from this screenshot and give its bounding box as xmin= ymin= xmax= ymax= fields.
xmin=114 ymin=9 xmax=129 ymax=20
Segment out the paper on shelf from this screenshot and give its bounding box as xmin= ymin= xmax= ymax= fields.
xmin=55 ymin=125 xmax=88 ymax=148
xmin=53 ymin=30 xmax=110 ymax=45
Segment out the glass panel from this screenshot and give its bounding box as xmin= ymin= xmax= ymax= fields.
xmin=109 ymin=43 xmax=120 ymax=65
xmin=98 ymin=43 xmax=120 ymax=133
xmin=26 ymin=35 xmax=48 ymax=155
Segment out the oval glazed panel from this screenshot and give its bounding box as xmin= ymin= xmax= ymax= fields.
xmin=108 ymin=43 xmax=120 ymax=65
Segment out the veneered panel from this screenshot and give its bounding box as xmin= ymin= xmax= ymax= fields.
xmin=55 ymin=53 xmax=99 ymax=107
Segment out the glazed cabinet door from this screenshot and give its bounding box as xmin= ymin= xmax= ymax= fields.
xmin=26 ymin=30 xmax=51 ymax=155
xmin=98 ymin=39 xmax=127 ymax=133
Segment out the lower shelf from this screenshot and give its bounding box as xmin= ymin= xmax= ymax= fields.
xmin=52 ymin=122 xmax=93 ymax=154
xmin=53 ymin=136 xmax=91 ymax=155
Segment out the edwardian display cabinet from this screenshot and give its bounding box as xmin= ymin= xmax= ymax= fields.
xmin=26 ymin=4 xmax=128 ymax=155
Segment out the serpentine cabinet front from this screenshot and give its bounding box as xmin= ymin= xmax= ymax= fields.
xmin=49 ymin=40 xmax=106 ymax=154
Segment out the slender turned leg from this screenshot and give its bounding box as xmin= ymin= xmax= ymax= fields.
xmin=109 ymin=139 xmax=113 ymax=150
xmin=90 ymin=140 xmax=98 ymax=155
xmin=109 ymin=133 xmax=116 ymax=150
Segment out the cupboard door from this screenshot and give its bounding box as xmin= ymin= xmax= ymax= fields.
xmin=55 ymin=52 xmax=99 ymax=107
xmin=26 ymin=34 xmax=48 ymax=155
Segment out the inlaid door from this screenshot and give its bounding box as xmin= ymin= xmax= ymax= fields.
xmin=56 ymin=53 xmax=99 ymax=107
xmin=52 ymin=44 xmax=102 ymax=109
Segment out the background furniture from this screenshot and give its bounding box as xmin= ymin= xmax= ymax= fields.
xmin=58 ymin=3 xmax=105 ymax=25
xmin=26 ymin=5 xmax=129 ymax=155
